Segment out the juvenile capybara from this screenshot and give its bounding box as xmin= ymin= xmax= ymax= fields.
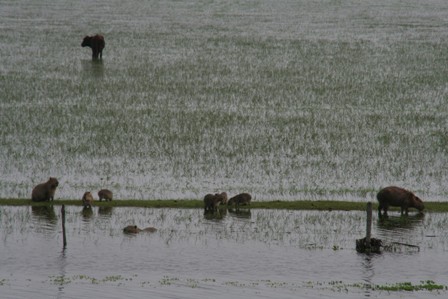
xmin=81 ymin=34 xmax=105 ymax=59
xmin=216 ymin=192 xmax=228 ymax=205
xmin=31 ymin=177 xmax=59 ymax=202
xmin=203 ymin=193 xmax=226 ymax=212
xmin=98 ymin=189 xmax=113 ymax=202
xmin=377 ymin=186 xmax=424 ymax=216
xmin=82 ymin=192 xmax=94 ymax=208
xmin=123 ymin=225 xmax=157 ymax=234
xmin=228 ymin=193 xmax=252 ymax=207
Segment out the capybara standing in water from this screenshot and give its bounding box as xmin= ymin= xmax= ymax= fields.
xmin=31 ymin=177 xmax=59 ymax=202
xmin=81 ymin=34 xmax=105 ymax=59
xmin=203 ymin=193 xmax=226 ymax=212
xmin=377 ymin=186 xmax=424 ymax=216
xmin=98 ymin=189 xmax=113 ymax=202
xmin=82 ymin=192 xmax=94 ymax=208
xmin=228 ymin=193 xmax=252 ymax=208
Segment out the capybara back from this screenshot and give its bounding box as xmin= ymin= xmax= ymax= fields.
xmin=98 ymin=189 xmax=113 ymax=202
xmin=228 ymin=193 xmax=252 ymax=207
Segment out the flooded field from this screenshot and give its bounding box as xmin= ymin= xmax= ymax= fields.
xmin=1 ymin=206 xmax=447 ymax=298
xmin=1 ymin=0 xmax=448 ymax=201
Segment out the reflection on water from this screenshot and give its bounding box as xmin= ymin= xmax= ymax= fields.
xmin=81 ymin=59 xmax=104 ymax=78
xmin=376 ymin=213 xmax=425 ymax=243
xmin=57 ymin=249 xmax=67 ymax=299
xmin=228 ymin=208 xmax=251 ymax=219
xmin=98 ymin=206 xmax=113 ymax=217
xmin=81 ymin=206 xmax=94 ymax=220
xmin=357 ymin=253 xmax=383 ymax=298
xmin=31 ymin=206 xmax=57 ymax=224
xmin=203 ymin=208 xmax=227 ymax=221
xmin=1 ymin=207 xmax=448 ymax=299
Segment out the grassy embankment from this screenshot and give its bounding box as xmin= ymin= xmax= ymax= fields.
xmin=1 ymin=198 xmax=447 ymax=212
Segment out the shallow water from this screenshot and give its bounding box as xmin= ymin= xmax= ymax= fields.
xmin=2 ymin=0 xmax=448 ymax=201
xmin=1 ymin=206 xmax=447 ymax=298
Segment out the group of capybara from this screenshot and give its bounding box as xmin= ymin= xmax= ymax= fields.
xmin=203 ymin=192 xmax=252 ymax=212
xmin=30 ymin=177 xmax=425 ymax=234
xmin=31 ymin=177 xmax=112 ymax=208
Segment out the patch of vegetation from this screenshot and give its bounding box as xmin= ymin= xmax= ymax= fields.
xmin=1 ymin=198 xmax=448 ymax=212
xmin=159 ymin=276 xmax=179 ymax=286
xmin=374 ymin=280 xmax=446 ymax=292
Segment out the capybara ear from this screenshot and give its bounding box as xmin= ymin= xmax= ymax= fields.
xmin=134 ymin=225 xmax=138 ymax=229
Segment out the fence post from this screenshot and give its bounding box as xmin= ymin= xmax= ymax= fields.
xmin=365 ymin=202 xmax=372 ymax=250
xmin=61 ymin=205 xmax=67 ymax=248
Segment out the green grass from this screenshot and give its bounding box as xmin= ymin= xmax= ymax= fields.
xmin=1 ymin=198 xmax=448 ymax=212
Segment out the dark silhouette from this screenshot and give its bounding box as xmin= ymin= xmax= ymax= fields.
xmin=81 ymin=34 xmax=105 ymax=59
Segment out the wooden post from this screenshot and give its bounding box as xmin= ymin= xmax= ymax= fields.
xmin=365 ymin=202 xmax=372 ymax=250
xmin=61 ymin=205 xmax=67 ymax=248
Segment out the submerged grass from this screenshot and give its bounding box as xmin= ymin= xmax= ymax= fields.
xmin=1 ymin=198 xmax=448 ymax=212
xmin=1 ymin=0 xmax=448 ymax=201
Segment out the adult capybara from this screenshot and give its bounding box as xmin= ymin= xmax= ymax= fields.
xmin=81 ymin=34 xmax=105 ymax=59
xmin=31 ymin=177 xmax=59 ymax=202
xmin=82 ymin=192 xmax=94 ymax=208
xmin=203 ymin=193 xmax=226 ymax=212
xmin=228 ymin=193 xmax=252 ymax=207
xmin=377 ymin=186 xmax=424 ymax=216
xmin=98 ymin=189 xmax=113 ymax=202
xmin=123 ymin=225 xmax=157 ymax=234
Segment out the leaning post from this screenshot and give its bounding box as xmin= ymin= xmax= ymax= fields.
xmin=61 ymin=205 xmax=67 ymax=248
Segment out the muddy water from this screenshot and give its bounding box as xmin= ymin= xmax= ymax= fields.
xmin=0 ymin=206 xmax=447 ymax=298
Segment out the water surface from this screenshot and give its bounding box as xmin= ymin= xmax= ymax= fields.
xmin=1 ymin=206 xmax=447 ymax=298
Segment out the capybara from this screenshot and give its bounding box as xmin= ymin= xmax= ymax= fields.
xmin=81 ymin=34 xmax=105 ymax=59
xmin=98 ymin=189 xmax=113 ymax=202
xmin=377 ymin=186 xmax=424 ymax=216
xmin=203 ymin=193 xmax=226 ymax=212
xmin=31 ymin=177 xmax=59 ymax=202
xmin=215 ymin=192 xmax=228 ymax=205
xmin=82 ymin=192 xmax=94 ymax=208
xmin=228 ymin=193 xmax=252 ymax=207
xmin=123 ymin=225 xmax=157 ymax=234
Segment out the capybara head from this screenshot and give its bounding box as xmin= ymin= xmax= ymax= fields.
xmin=81 ymin=36 xmax=92 ymax=47
xmin=123 ymin=225 xmax=141 ymax=234
xmin=412 ymin=195 xmax=425 ymax=212
xmin=218 ymin=192 xmax=228 ymax=204
xmin=48 ymin=177 xmax=59 ymax=188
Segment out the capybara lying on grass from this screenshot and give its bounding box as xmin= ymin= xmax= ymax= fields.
xmin=81 ymin=34 xmax=105 ymax=59
xmin=203 ymin=192 xmax=227 ymax=212
xmin=228 ymin=193 xmax=252 ymax=207
xmin=82 ymin=192 xmax=94 ymax=208
xmin=123 ymin=225 xmax=157 ymax=234
xmin=98 ymin=189 xmax=113 ymax=202
xmin=31 ymin=177 xmax=59 ymax=202
xmin=377 ymin=186 xmax=424 ymax=216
